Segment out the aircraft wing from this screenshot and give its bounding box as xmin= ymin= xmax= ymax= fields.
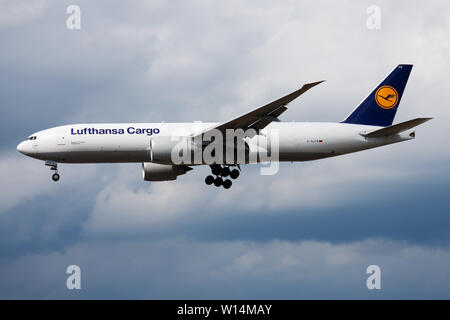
xmin=193 ymin=80 xmax=324 ymax=139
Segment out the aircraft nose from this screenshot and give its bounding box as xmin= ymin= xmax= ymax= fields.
xmin=17 ymin=141 xmax=29 ymax=155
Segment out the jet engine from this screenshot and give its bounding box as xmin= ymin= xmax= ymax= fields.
xmin=142 ymin=162 xmax=192 ymax=181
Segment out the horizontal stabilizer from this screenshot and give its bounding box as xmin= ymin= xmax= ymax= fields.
xmin=363 ymin=118 xmax=433 ymax=137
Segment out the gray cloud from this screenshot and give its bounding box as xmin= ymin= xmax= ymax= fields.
xmin=1 ymin=238 xmax=450 ymax=299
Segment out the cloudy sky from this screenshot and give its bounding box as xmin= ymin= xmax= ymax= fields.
xmin=0 ymin=0 xmax=449 ymax=299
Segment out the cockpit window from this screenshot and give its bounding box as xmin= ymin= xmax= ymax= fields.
xmin=28 ymin=136 xmax=37 ymax=140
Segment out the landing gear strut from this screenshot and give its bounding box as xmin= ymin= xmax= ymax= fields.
xmin=205 ymin=165 xmax=240 ymax=189
xmin=45 ymin=160 xmax=60 ymax=182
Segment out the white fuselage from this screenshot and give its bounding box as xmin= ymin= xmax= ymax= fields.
xmin=16 ymin=122 xmax=414 ymax=164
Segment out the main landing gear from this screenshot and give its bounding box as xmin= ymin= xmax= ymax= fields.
xmin=205 ymin=165 xmax=240 ymax=189
xmin=45 ymin=160 xmax=60 ymax=182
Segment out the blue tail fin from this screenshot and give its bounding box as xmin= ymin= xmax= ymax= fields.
xmin=343 ymin=64 xmax=413 ymax=127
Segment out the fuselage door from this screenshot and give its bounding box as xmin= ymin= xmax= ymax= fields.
xmin=57 ymin=135 xmax=66 ymax=146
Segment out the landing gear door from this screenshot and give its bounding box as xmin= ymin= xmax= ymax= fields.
xmin=57 ymin=135 xmax=66 ymax=146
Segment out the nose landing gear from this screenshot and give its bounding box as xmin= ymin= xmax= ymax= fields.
xmin=205 ymin=165 xmax=240 ymax=189
xmin=45 ymin=160 xmax=60 ymax=182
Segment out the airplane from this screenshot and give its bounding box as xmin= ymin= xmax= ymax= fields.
xmin=17 ymin=64 xmax=431 ymax=189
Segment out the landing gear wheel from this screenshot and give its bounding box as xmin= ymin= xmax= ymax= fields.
xmin=213 ymin=177 xmax=223 ymax=187
xmin=211 ymin=165 xmax=221 ymax=176
xmin=230 ymin=169 xmax=240 ymax=179
xmin=205 ymin=175 xmax=214 ymax=185
xmin=223 ymin=179 xmax=232 ymax=189
xmin=45 ymin=161 xmax=60 ymax=182
xmin=221 ymin=167 xmax=230 ymax=177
